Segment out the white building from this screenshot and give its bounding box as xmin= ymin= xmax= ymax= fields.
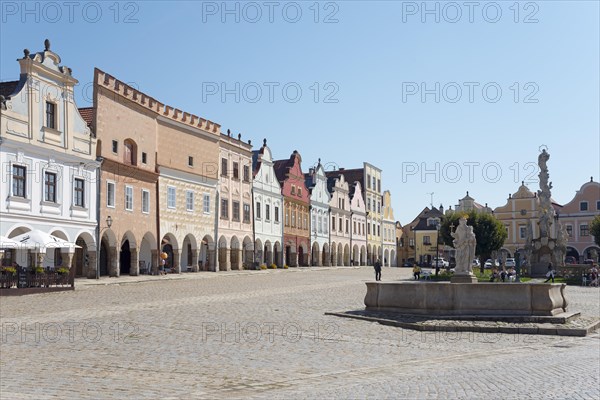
xmin=382 ymin=190 xmax=397 ymax=267
xmin=252 ymin=139 xmax=283 ymax=267
xmin=350 ymin=181 xmax=367 ymax=266
xmin=327 ymin=173 xmax=351 ymax=266
xmin=0 ymin=40 xmax=99 ymax=276
xmin=305 ymin=160 xmax=331 ymax=266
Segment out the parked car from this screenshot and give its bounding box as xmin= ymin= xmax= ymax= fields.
xmin=484 ymin=259 xmax=493 ymax=269
xmin=583 ymin=259 xmax=596 ymax=265
xmin=472 ymin=258 xmax=480 ymax=267
xmin=505 ymin=258 xmax=516 ymax=267
xmin=432 ymin=257 xmax=449 ymax=268
xmin=402 ymin=261 xmax=414 ymax=267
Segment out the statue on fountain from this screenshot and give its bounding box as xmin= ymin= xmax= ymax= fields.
xmin=451 ymin=216 xmax=478 ymax=283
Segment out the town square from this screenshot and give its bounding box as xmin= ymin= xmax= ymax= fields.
xmin=1 ymin=1 xmax=599 ymax=399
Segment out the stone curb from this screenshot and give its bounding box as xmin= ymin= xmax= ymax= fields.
xmin=325 ymin=311 xmax=600 ymax=337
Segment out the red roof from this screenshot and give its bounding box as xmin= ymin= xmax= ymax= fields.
xmin=78 ymin=107 xmax=94 ymax=127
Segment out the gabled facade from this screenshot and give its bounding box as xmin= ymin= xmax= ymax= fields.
xmin=325 ymin=172 xmax=351 ymax=266
xmin=350 ymin=181 xmax=367 ymax=265
xmin=408 ymin=207 xmax=444 ymax=266
xmin=305 ymin=160 xmax=331 ymax=266
xmin=556 ymin=178 xmax=600 ymax=261
xmin=92 ymin=68 xmax=160 ymax=277
xmin=452 ymin=191 xmax=492 ymax=214
xmin=0 ymin=40 xmax=99 ymax=277
xmin=274 ymin=151 xmax=310 ymax=267
xmin=382 ymin=190 xmax=397 ymax=267
xmin=252 ymin=139 xmax=283 ymax=267
xmin=364 ymin=163 xmax=383 ymax=265
xmin=217 ymin=131 xmax=254 ymax=270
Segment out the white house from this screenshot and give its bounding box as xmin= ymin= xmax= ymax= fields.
xmin=327 ymin=173 xmax=351 ymax=266
xmin=0 ymin=40 xmax=99 ymax=276
xmin=252 ymin=139 xmax=283 ymax=267
xmin=305 ymin=160 xmax=331 ymax=266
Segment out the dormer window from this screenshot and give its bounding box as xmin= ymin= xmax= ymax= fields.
xmin=45 ymin=102 xmax=56 ymax=129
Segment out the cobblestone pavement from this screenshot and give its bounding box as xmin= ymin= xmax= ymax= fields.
xmin=1 ymin=267 xmax=599 ymax=399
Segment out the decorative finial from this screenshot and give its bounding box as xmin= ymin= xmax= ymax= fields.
xmin=238 ymin=133 xmax=241 ymax=140
xmin=227 ymin=129 xmax=231 ymax=136
xmin=522 ymin=181 xmax=524 ymax=186
xmin=318 ymin=158 xmax=321 ymax=164
xmin=248 ymin=140 xmax=251 ymax=145
xmin=44 ymin=39 xmax=50 ymax=51
xmin=23 ymin=49 xmax=30 ymax=59
xmin=466 ymin=191 xmax=469 ymax=196
xmin=263 ymin=138 xmax=267 ymax=146
xmin=591 ymin=176 xmax=594 ymax=182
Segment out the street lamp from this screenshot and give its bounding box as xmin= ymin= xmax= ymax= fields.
xmin=435 ymin=221 xmax=440 ymax=276
xmin=96 ymin=215 xmax=112 ymax=279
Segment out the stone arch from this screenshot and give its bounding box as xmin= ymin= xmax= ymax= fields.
xmin=566 ymin=246 xmax=580 ymax=261
xmin=360 ymin=245 xmax=366 ymax=266
xmin=337 ymin=242 xmax=343 ymax=266
xmin=218 ymin=236 xmax=229 ymax=271
xmin=181 ymin=234 xmax=198 ymax=272
xmin=255 ymin=238 xmax=264 ymax=265
xmin=330 ymin=242 xmax=337 ymax=266
xmin=161 ymin=233 xmax=178 ymax=274
xmin=312 ymin=241 xmax=320 ymax=266
xmin=123 ymin=138 xmax=138 ymax=166
xmin=230 ymin=236 xmax=241 ymax=270
xmin=73 ymin=231 xmax=95 ymax=278
xmin=352 ymin=244 xmax=359 ymax=266
xmin=120 ymin=231 xmax=137 ymax=276
xmin=322 ymin=242 xmax=330 ymax=266
xmin=273 ymin=241 xmax=282 ymax=267
xmin=384 ymin=249 xmax=390 ymax=267
xmin=391 ymin=250 xmax=397 ymax=267
xmin=298 ymin=240 xmax=309 ymax=267
xmin=100 ymin=229 xmax=118 ymax=277
xmin=140 ymin=231 xmax=157 ymax=274
xmin=285 ymin=239 xmax=297 ymax=267
xmin=199 ymin=235 xmax=215 ymax=271
xmin=582 ymin=245 xmax=600 ymax=261
xmin=242 ymin=236 xmax=253 ymax=268
xmin=343 ymin=244 xmax=350 ymax=266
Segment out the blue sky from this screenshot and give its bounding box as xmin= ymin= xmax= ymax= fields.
xmin=1 ymin=1 xmax=598 ymax=224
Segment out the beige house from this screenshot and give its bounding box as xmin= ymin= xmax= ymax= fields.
xmin=217 ymin=131 xmax=254 ymax=270
xmin=556 ymin=178 xmax=600 ymax=261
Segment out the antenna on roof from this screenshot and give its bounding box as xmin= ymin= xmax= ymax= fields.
xmin=427 ymin=192 xmax=434 ymax=209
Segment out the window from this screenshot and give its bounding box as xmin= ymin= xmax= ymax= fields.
xmin=580 ymin=224 xmax=589 ymax=236
xmin=377 ymin=179 xmax=381 ymax=193
xmin=345 ymin=220 xmax=349 ymax=234
xmin=367 ymin=223 xmax=371 ymax=234
xmin=142 ymin=190 xmax=150 ymax=213
xmin=332 ymin=216 xmax=336 ymax=231
xmin=303 ymin=215 xmax=308 ymax=230
xmin=44 ymin=172 xmax=57 ymax=202
xmin=339 ymin=218 xmax=342 ymax=232
xmin=124 ymin=140 xmax=135 ymax=165
xmin=106 ymin=181 xmax=115 ymax=207
xmin=125 ymin=186 xmax=133 ymax=211
xmin=203 ymin=194 xmax=210 ymax=213
xmin=188 ymin=156 xmax=194 ymax=167
xmin=243 ymin=203 xmax=251 ymax=223
xmin=221 ymin=199 xmax=229 ymax=219
xmin=265 ymin=204 xmax=270 ymax=221
xmin=274 ymin=206 xmax=279 ymax=222
xmin=353 ymin=221 xmax=356 ymax=234
xmin=423 ymin=235 xmax=431 ymax=245
xmin=367 ymin=198 xmax=371 ymax=211
xmin=519 ymin=226 xmax=526 ymax=239
xmin=298 ymin=187 xmax=302 ymax=196
xmin=221 ymin=158 xmax=228 ymax=177
xmin=74 ymin=178 xmax=85 ymax=207
xmin=373 ymin=223 xmax=376 ymax=236
xmin=12 ymin=165 xmax=26 ymax=197
xmin=324 ymin=218 xmax=328 ymax=233
xmin=372 ymin=177 xmax=376 ymax=190
xmin=377 ymin=225 xmax=380 ymax=237
xmin=186 ymin=190 xmax=194 ymax=212
xmin=292 ymin=211 xmax=296 ymax=227
xmin=45 ymin=102 xmax=56 ymax=129
xmin=291 ymin=185 xmax=296 ymax=195
xmin=142 ymin=152 xmax=147 ymax=164
xmin=566 ymin=225 xmax=573 ymax=237
xmin=243 ymin=165 xmax=250 ymax=182
xmin=409 ymin=238 xmax=415 ymax=247
xmin=112 ymin=140 xmax=118 ymax=153
xmin=233 ymin=162 xmax=239 ymax=179
xmin=312 ymin=214 xmax=316 ymax=231
xmin=318 ymin=217 xmax=323 ymax=233
xmin=256 ymin=202 xmax=261 ymax=219
xmin=367 ymin=174 xmax=371 ymax=188
xmin=377 ymin=201 xmax=381 ymax=213
xmin=362 ymin=223 xmax=365 ymax=234
xmin=580 ymin=202 xmax=588 ymax=211
xmin=597 ymin=200 xmax=600 ymax=210
xmin=285 ymin=209 xmax=289 ymax=226
xmin=167 ymin=186 xmax=176 ymax=209
xmin=232 ymin=201 xmax=240 ymax=221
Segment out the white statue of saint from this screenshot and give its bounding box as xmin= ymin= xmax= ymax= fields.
xmin=451 ymin=217 xmax=477 ymax=275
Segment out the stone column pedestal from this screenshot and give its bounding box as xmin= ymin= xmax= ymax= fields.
xmin=191 ymin=249 xmax=199 ymax=272
xmin=87 ymin=251 xmax=97 ymax=278
xmin=130 ymin=249 xmax=139 ymax=276
xmin=451 ymin=274 xmax=478 ymax=283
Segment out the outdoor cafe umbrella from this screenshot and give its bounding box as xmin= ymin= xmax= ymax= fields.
xmin=0 ymin=235 xmax=20 ymax=248
xmin=8 ymin=230 xmax=81 ymax=252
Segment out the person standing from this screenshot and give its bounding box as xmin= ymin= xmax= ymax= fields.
xmin=412 ymin=264 xmax=421 ymax=280
xmin=374 ymin=258 xmax=382 ymax=281
xmin=544 ymin=263 xmax=555 ymax=283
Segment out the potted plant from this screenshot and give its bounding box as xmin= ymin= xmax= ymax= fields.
xmin=56 ymin=267 xmax=70 ymax=275
xmin=1 ymin=266 xmax=16 ymax=276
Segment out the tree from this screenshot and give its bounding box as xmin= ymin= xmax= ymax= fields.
xmin=440 ymin=210 xmax=508 ymax=274
xmin=590 ymin=215 xmax=600 ymax=247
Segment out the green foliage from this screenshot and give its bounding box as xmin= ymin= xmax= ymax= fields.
xmin=1 ymin=266 xmax=16 ymax=275
xmin=57 ymin=267 xmax=70 ymax=275
xmin=260 ymin=264 xmax=267 ymax=270
xmin=283 ymin=265 xmax=289 ymax=269
xmin=590 ymin=215 xmax=600 ymax=247
xmin=441 ymin=210 xmax=507 ymax=272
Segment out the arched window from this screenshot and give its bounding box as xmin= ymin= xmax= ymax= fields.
xmin=123 ymin=139 xmax=137 ymax=165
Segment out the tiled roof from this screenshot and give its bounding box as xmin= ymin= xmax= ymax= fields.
xmin=326 ymin=168 xmax=364 ymax=197
xmin=78 ymin=107 xmax=94 ymax=127
xmin=0 ymin=80 xmax=19 ymax=98
xmin=273 ymin=158 xmax=293 ymax=186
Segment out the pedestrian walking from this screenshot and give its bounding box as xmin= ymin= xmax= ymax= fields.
xmin=412 ymin=264 xmax=421 ymax=280
xmin=374 ymin=258 xmax=382 ymax=281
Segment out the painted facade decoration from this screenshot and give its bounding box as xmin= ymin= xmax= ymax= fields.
xmin=325 ymin=172 xmax=351 ymax=266
xmin=350 ymin=181 xmax=367 ymax=266
xmin=306 ymin=160 xmax=331 ymax=266
xmin=252 ymin=139 xmax=283 ymax=267
xmin=0 ymin=41 xmax=99 ymax=277
xmin=274 ymin=151 xmax=310 ymax=267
